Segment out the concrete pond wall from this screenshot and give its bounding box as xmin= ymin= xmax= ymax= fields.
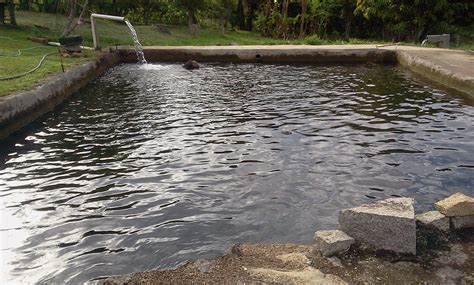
xmin=0 ymin=53 xmax=121 ymax=141
xmin=0 ymin=45 xmax=473 ymax=141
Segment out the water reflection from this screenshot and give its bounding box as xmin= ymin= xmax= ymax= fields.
xmin=0 ymin=63 xmax=473 ymax=283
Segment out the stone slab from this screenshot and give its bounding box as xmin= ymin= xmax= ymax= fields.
xmin=451 ymin=216 xmax=474 ymax=229
xmin=313 ymin=230 xmax=354 ymax=257
xmin=416 ymin=211 xmax=450 ymax=232
xmin=435 ymin=193 xmax=474 ymax=217
xmin=339 ymin=197 xmax=416 ymax=254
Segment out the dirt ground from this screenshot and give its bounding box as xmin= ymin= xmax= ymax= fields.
xmin=104 ymin=229 xmax=473 ymax=284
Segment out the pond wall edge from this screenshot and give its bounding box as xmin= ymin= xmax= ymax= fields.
xmin=0 ymin=46 xmax=472 ymax=141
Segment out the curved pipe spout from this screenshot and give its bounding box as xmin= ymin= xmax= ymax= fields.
xmin=91 ymin=14 xmax=126 ymax=50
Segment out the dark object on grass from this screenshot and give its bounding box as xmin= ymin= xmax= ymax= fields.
xmin=155 ymin=24 xmax=171 ymax=35
xmin=183 ymin=60 xmax=200 ymax=70
xmin=29 ymin=36 xmax=49 ymax=45
xmin=59 ymin=35 xmax=83 ymax=46
xmin=59 ymin=35 xmax=83 ymax=53
xmin=33 ymin=24 xmax=50 ymax=30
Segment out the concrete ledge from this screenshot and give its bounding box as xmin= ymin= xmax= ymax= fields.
xmin=120 ymin=45 xmax=397 ymax=64
xmin=118 ymin=45 xmax=473 ymax=98
xmin=0 ymin=52 xmax=121 ymax=141
xmin=1 ymin=45 xmax=472 ymax=141
xmin=396 ymin=49 xmax=474 ymax=97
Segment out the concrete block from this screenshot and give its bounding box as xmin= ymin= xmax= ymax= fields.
xmin=435 ymin=192 xmax=474 ymax=217
xmin=451 ymin=216 xmax=474 ymax=229
xmin=313 ymin=230 xmax=354 ymax=257
xmin=416 ymin=211 xmax=449 ymax=232
xmin=339 ymin=197 xmax=416 ymax=254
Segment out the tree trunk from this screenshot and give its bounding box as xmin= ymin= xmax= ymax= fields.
xmin=299 ymin=0 xmax=308 ymax=38
xmin=0 ymin=4 xmax=5 ymax=24
xmin=236 ymin=0 xmax=245 ymax=30
xmin=61 ymin=0 xmax=88 ymax=38
xmin=6 ymin=0 xmax=16 ymax=26
xmin=281 ymin=0 xmax=289 ymax=38
xmin=245 ymin=0 xmax=258 ymax=31
xmin=262 ymin=0 xmax=272 ymax=36
xmin=61 ymin=0 xmax=77 ymax=37
xmin=187 ymin=9 xmax=194 ymax=27
xmin=415 ymin=25 xmax=426 ymax=43
xmin=219 ymin=10 xmax=225 ymax=34
xmin=19 ymin=0 xmax=31 ymax=11
xmin=344 ymin=14 xmax=353 ymax=39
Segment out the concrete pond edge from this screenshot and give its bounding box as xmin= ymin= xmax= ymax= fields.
xmin=0 ymin=52 xmax=121 ymax=141
xmin=0 ymin=45 xmax=473 ymax=141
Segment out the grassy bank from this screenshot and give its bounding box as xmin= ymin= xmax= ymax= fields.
xmin=1 ymin=11 xmax=472 ymax=97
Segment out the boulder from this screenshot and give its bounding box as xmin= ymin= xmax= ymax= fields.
xmin=313 ymin=230 xmax=354 ymax=257
xmin=339 ymin=197 xmax=416 ymax=255
xmin=435 ymin=192 xmax=474 ymax=217
xmin=450 ymin=216 xmax=474 ymax=229
xmin=183 ymin=60 xmax=200 ymax=70
xmin=416 ymin=211 xmax=450 ymax=232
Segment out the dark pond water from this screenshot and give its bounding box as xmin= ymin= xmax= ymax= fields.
xmin=1 ymin=63 xmax=473 ymax=284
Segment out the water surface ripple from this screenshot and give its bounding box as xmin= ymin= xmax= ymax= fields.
xmin=1 ymin=63 xmax=473 ymax=283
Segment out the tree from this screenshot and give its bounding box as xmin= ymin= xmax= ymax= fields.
xmin=174 ymin=0 xmax=207 ymax=28
xmin=209 ymin=0 xmax=234 ymax=34
xmin=281 ymin=0 xmax=289 ymax=38
xmin=355 ymin=0 xmax=450 ymax=42
xmin=300 ymin=0 xmax=308 ymax=37
xmin=61 ymin=0 xmax=89 ymax=37
xmin=245 ymin=0 xmax=259 ymax=31
xmin=5 ymin=0 xmax=16 ymax=25
xmin=236 ymin=0 xmax=245 ymax=30
xmin=0 ymin=2 xmax=5 ymax=24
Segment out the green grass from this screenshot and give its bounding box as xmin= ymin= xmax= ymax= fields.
xmin=0 ymin=13 xmax=97 ymax=97
xmin=10 ymin=11 xmax=290 ymax=47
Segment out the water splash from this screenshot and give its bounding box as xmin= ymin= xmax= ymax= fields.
xmin=125 ymin=20 xmax=147 ymax=64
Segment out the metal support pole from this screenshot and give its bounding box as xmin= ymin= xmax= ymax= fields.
xmin=90 ymin=13 xmax=126 ymax=50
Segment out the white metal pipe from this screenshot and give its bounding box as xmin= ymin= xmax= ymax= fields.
xmin=48 ymin=41 xmax=95 ymax=51
xmin=91 ymin=13 xmax=125 ymax=22
xmin=90 ymin=13 xmax=126 ymax=50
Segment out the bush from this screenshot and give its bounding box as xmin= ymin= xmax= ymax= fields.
xmin=303 ymin=34 xmax=325 ymax=45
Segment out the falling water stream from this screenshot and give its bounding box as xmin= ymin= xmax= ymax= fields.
xmin=125 ymin=20 xmax=147 ymax=64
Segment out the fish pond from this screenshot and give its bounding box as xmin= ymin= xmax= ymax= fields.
xmin=1 ymin=63 xmax=473 ymax=283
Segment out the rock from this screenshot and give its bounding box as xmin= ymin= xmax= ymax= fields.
xmin=416 ymin=211 xmax=449 ymax=232
xmin=450 ymin=216 xmax=474 ymax=229
xmin=416 ymin=217 xmax=449 ymax=254
xmin=60 ymin=45 xmax=81 ymax=53
xmin=183 ymin=60 xmax=200 ymax=70
xmin=29 ymin=36 xmax=49 ymax=45
xmin=313 ymin=230 xmax=354 ymax=257
xmin=326 ymin=256 xmax=343 ymax=267
xmin=435 ymin=192 xmax=474 ymax=217
xmin=339 ymin=197 xmax=416 ymax=255
xmin=225 ymin=244 xmax=243 ymax=257
xmin=71 ymin=52 xmax=84 ymax=58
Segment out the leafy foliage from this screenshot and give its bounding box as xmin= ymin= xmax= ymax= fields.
xmin=12 ymin=0 xmax=474 ymax=43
